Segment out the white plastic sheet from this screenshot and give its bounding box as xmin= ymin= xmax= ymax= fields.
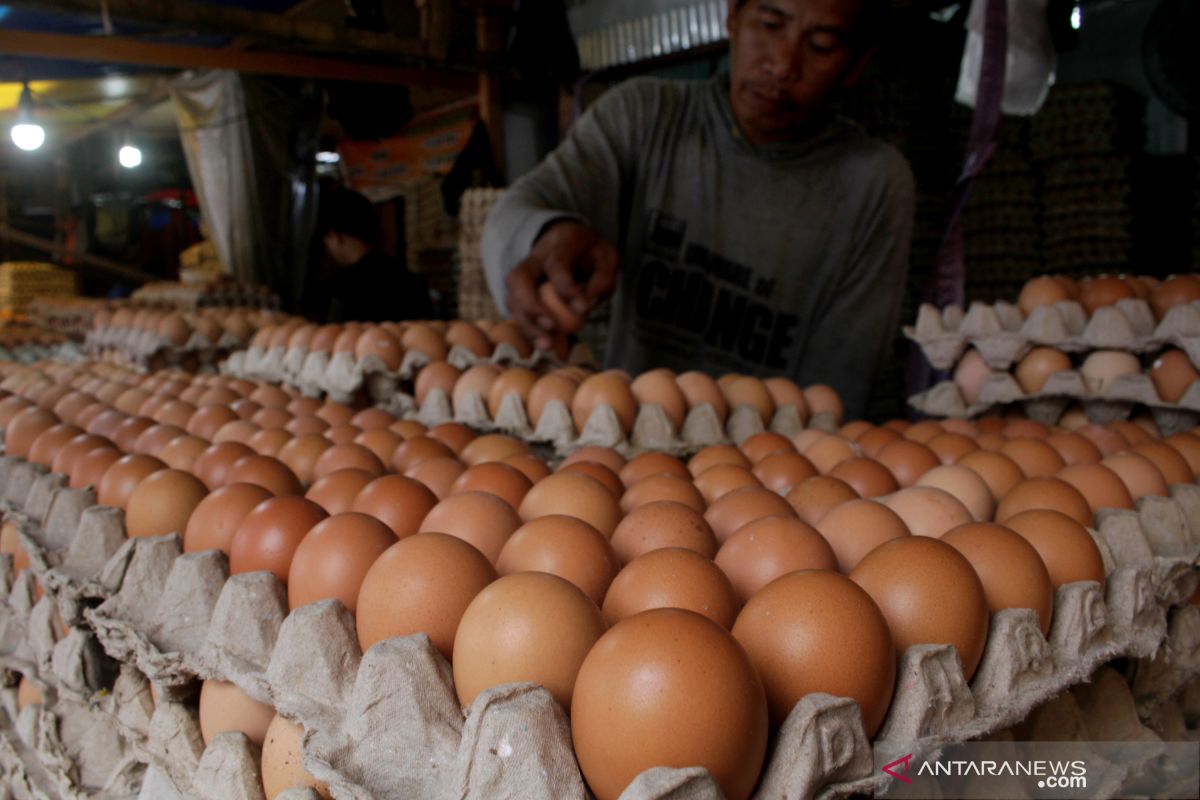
xmin=956 ymin=0 xmax=1058 ymax=116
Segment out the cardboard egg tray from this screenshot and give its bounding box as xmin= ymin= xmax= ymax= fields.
xmin=0 ymin=447 xmax=1197 ymax=800
xmin=84 ymin=326 xmax=246 ymax=375
xmin=904 ymin=299 xmax=1200 ymax=372
xmin=909 ymin=368 xmax=1200 ymax=433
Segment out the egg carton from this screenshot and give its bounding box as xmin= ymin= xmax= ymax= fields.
xmin=83 ymin=327 xmax=240 ymax=376
xmin=904 ymin=299 xmax=1200 ymax=372
xmin=2 ymin=457 xmax=1198 ymax=800
xmin=404 ymin=389 xmax=826 ymax=459
xmin=908 ymin=367 xmax=1200 ymax=433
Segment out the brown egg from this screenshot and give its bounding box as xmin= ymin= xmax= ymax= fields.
xmin=799 ymin=434 xmax=856 ymax=474
xmin=1015 ymin=347 xmax=1073 ymax=394
xmin=1005 ymin=509 xmax=1105 ymax=590
xmin=413 ymin=361 xmax=461 ymax=406
xmin=676 ymin=371 xmax=728 ymax=422
xmin=626 ymin=369 xmax=686 ymax=430
xmin=1079 ymin=350 xmax=1141 ymax=395
xmin=356 ymin=532 xmax=496 ymax=659
xmin=874 ymin=439 xmax=940 ymax=488
xmin=749 ymin=451 xmax=816 ymax=494
xmin=184 ymin=482 xmax=274 ymax=554
xmin=1018 ymin=276 xmax=1072 ymax=315
xmin=261 ymin=714 xmax=331 ymax=800
xmin=350 ymin=475 xmax=438 ymax=539
xmin=480 ymin=367 xmax=536 ymax=420
xmin=854 ymin=427 xmax=900 ymax=460
xmin=1130 ymin=441 xmax=1192 ymax=486
xmin=286 ymin=512 xmax=395 ymax=612
xmin=453 ymin=572 xmax=605 ymax=711
xmin=1080 ymin=275 xmax=1135 ymax=315
xmin=230 ymin=496 xmax=328 ymax=581
xmin=519 ymin=472 xmax=621 ymax=538
xmin=50 ymin=432 xmax=112 ymax=476
xmin=526 ymin=374 xmax=578 ymax=427
xmin=941 ymin=522 xmax=1054 ymax=635
xmin=828 ymin=457 xmax=899 ymax=498
xmin=802 ymin=384 xmax=843 ymax=423
xmin=571 ymin=607 xmax=767 ymax=800
xmin=26 ymin=422 xmax=82 ymax=467
xmin=497 ymin=516 xmax=619 ymax=606
xmin=716 ymin=515 xmax=837 ymax=603
xmin=181 ymin=406 xmax=234 ymax=443
xmin=690 ymin=464 xmax=756 ymax=505
xmin=739 ymin=432 xmax=795 ymax=464
xmin=619 ymin=452 xmax=690 ymax=487
xmin=69 ymin=446 xmax=123 ymax=490
xmin=388 ymin=436 xmax=452 ymax=473
xmin=97 ymin=453 xmax=168 ymax=509
xmin=502 ymin=453 xmax=552 ymax=484
xmin=618 ymin=475 xmax=704 ymax=515
xmin=1164 ymin=432 xmax=1200 ymax=476
xmin=451 ymin=364 xmax=502 ymax=414
xmin=704 ymin=486 xmax=795 ymax=544
xmin=192 ymin=442 xmax=254 ymax=490
xmin=1074 ymin=424 xmax=1128 ymax=457
xmin=571 ymin=373 xmax=638 ymax=434
xmin=226 ymin=455 xmax=303 ymax=497
xmin=850 ymin=536 xmax=989 ymax=679
xmin=884 ymin=487 xmax=974 ymax=538
xmin=417 ymin=491 xmax=521 ymax=565
xmin=915 ymin=464 xmax=995 ymax=521
xmin=315 ymin=402 xmax=355 ymax=428
xmin=353 ymin=327 xmax=403 ymax=371
xmin=785 ymin=475 xmax=860 ymax=526
xmin=1150 ymin=274 xmax=1200 ymax=319
xmin=996 ymin=477 xmax=1094 ymax=526
xmin=609 ymin=500 xmax=718 ymax=564
xmin=995 ymin=438 xmax=1064 ymax=479
xmin=763 ymin=377 xmax=810 ymax=422
xmin=400 ymin=457 xmax=462 ymax=500
xmin=902 ymin=420 xmax=944 ymax=444
xmin=302 ymin=468 xmax=374 ymax=515
xmin=560 ymin=445 xmax=626 ymax=475
xmin=485 ymin=321 xmax=532 ymax=358
xmin=601 ymin=548 xmax=739 ymax=633
xmin=1056 ymin=463 xmax=1135 ymax=513
xmin=733 ymin=571 xmax=893 ymax=735
xmin=444 ymin=462 xmax=530 ymax=511
xmin=1006 ymin=417 xmax=1051 ymax=440
xmin=459 ymin=433 xmax=529 ymax=466
xmin=955 ymin=450 xmax=1024 ymax=503
xmin=125 ymin=469 xmax=209 ymax=539
xmin=199 ymin=679 xmax=275 ymax=747
xmin=312 ymin=443 xmax=385 ymax=481
xmin=922 ymin=432 xmax=975 ymax=465
xmin=1044 ymin=432 xmax=1102 ymax=466
xmin=1149 ymin=349 xmax=1199 ymax=404
xmin=814 ymin=498 xmax=911 ymax=573
xmin=722 ymin=377 xmax=775 ymax=426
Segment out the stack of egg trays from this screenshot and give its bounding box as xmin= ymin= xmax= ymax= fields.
xmin=224 ymin=341 xmax=820 ymax=459
xmin=904 ymin=298 xmax=1200 ymax=430
xmin=84 ymin=323 xmax=244 ymax=376
xmin=0 ymin=442 xmax=1197 ymax=800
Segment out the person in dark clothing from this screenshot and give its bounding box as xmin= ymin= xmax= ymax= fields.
xmin=317 ymin=188 xmax=435 ymax=323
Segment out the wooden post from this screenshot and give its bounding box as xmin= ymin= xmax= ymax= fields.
xmin=476 ymin=8 xmax=506 ymax=182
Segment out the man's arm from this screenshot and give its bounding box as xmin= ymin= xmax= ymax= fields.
xmin=796 ymin=147 xmax=916 ymax=419
xmin=481 ymin=81 xmax=648 ymax=318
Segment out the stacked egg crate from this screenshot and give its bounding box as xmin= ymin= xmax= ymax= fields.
xmin=456 ymin=188 xmax=504 ymax=323
xmin=130 ymin=281 xmax=279 ymax=312
xmin=961 ymin=119 xmax=1044 ymax=302
xmin=0 ymin=263 xmax=77 ymax=320
xmin=906 ymin=280 xmax=1200 ymax=431
xmin=1031 ymin=83 xmax=1144 ymax=279
xmin=26 ymin=298 xmax=109 ymax=341
xmin=0 ymin=364 xmax=1199 ymax=799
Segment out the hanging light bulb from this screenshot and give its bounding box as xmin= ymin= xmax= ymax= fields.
xmin=10 ymin=82 xmax=45 ymax=152
xmin=119 ymin=143 xmax=142 ymax=168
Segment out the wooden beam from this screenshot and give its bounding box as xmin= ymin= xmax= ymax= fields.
xmin=0 ymin=222 xmax=160 ymax=284
xmin=0 ymin=29 xmax=478 ymax=89
xmin=2 ymin=0 xmax=427 ymax=60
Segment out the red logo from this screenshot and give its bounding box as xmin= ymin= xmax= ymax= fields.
xmin=883 ymin=754 xmax=914 ymax=784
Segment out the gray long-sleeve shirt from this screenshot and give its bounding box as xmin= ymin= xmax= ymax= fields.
xmin=481 ymin=74 xmax=915 ymax=419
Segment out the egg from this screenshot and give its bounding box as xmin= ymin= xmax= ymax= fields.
xmin=883 ymin=486 xmax=973 ymax=538
xmin=999 ymin=438 xmax=1065 ymax=478
xmin=125 ymin=469 xmax=209 ymax=538
xmin=485 ymin=321 xmax=532 ymax=358
xmin=199 ymin=679 xmax=275 ymax=746
xmin=417 ymin=491 xmax=522 ymax=565
xmin=486 ymin=367 xmax=539 ymax=419
xmin=391 ymin=436 xmax=456 ymax=472
xmin=519 ymin=472 xmax=621 ymax=538
xmin=559 ymin=460 xmax=624 ymax=499
xmin=402 ymin=458 xmax=464 ymax=500
xmin=874 ymin=439 xmax=940 ymax=487
xmin=619 ymin=452 xmax=691 ymax=487
xmin=850 ymin=536 xmax=990 ymax=680
xmin=814 ymin=498 xmax=911 ymax=572
xmin=97 ymin=453 xmax=168 ymax=509
xmin=356 ymin=532 xmax=496 ymax=659
xmin=722 ymin=377 xmax=775 ymax=425
xmin=1055 ymin=463 xmax=1135 ymax=513
xmin=572 ymin=373 xmax=638 ymax=433
xmin=1149 ymin=349 xmax=1199 ymax=404
xmin=448 ymin=462 xmax=532 ymax=510
xmin=445 ymin=320 xmax=494 ymax=357
xmin=704 ymin=486 xmax=795 ymax=544
xmin=1080 ymin=275 xmax=1134 ymax=314
xmin=902 ymin=420 xmax=944 ymax=443
xmin=1018 ymin=276 xmax=1072 ymax=314
xmin=1164 ymin=432 xmax=1200 ymax=476
xmin=349 ymin=407 xmax=395 ymax=431
xmin=676 ymin=371 xmax=728 ymax=422
xmin=414 ymin=362 xmax=462 ymax=405
xmin=1080 ymin=350 xmax=1141 ymax=394
xmin=459 ymin=433 xmax=529 ymax=466
xmin=750 ymin=451 xmax=817 ymax=493
xmin=497 ymin=515 xmax=619 ymax=606
xmin=286 ymin=512 xmax=396 ymax=613
xmin=600 ymin=547 xmax=740 ymax=630
xmin=227 ymin=455 xmax=303 ymax=497
xmin=313 ymin=443 xmax=385 ymax=481
xmin=764 ymin=377 xmax=810 ymax=421
xmin=1044 ymin=432 xmax=1102 ymax=466
xmin=1150 ymin=274 xmax=1200 ymax=319
xmin=184 ymin=483 xmax=274 ymax=554
xmin=453 ymin=572 xmax=605 ymax=711
xmin=571 ymin=608 xmax=767 ymax=800
xmin=996 ymin=477 xmax=1093 ymax=526
xmin=915 ymin=464 xmax=995 ymax=521
xmin=502 ymin=453 xmax=552 ymax=484
xmin=1130 ymin=441 xmax=1192 ymax=486
xmin=353 ymin=327 xmax=403 ymax=371
xmin=828 ymin=457 xmax=899 ymax=498
xmin=785 ymin=475 xmax=860 ymax=526
xmin=230 ymin=496 xmax=329 ymax=581
xmin=732 ymin=571 xmax=894 ymax=735
xmin=526 ymin=374 xmax=578 ymax=427
xmin=50 ymin=433 xmax=114 ymax=477
xmin=715 ymin=516 xmax=837 ymax=602
xmin=69 ymin=446 xmax=122 ymax=490
xmin=619 ymin=473 xmax=706 ymax=513
xmin=351 ymin=475 xmax=438 ymax=539
xmin=261 ymin=714 xmax=330 ymax=799
xmin=353 ymin=428 xmax=403 ymax=465
xmin=452 ymin=364 xmax=502 ymax=414
xmin=944 ymin=526 xmax=1053 ymax=631
xmin=609 ymin=500 xmax=718 ymax=563
xmin=1015 ymin=347 xmax=1073 ymax=394
xmin=193 ymin=442 xmax=255 ymax=490
xmin=28 ymin=423 xmax=84 ymax=467
xmin=1005 ymin=509 xmax=1105 ymax=590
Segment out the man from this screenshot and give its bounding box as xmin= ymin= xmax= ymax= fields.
xmin=317 ymin=188 xmax=435 ymax=323
xmin=481 ymin=0 xmax=914 ymax=419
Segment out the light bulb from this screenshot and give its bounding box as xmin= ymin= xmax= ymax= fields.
xmin=11 ymin=122 xmax=45 ymax=151
xmin=1070 ymin=4 xmax=1082 ymax=29
xmin=119 ymin=144 xmax=142 ymax=168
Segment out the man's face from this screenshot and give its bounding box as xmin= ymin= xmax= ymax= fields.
xmin=727 ymin=0 xmax=869 ymax=144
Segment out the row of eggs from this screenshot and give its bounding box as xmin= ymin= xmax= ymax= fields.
xmin=2 ymin=359 xmax=1199 ymax=799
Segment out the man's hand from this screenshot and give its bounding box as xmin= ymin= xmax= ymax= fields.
xmin=505 ymin=220 xmax=619 ymax=351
